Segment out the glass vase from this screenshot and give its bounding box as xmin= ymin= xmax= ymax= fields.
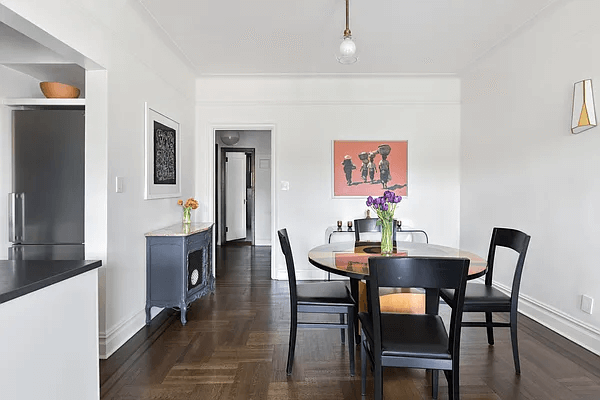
xmin=182 ymin=207 xmax=191 ymax=224
xmin=380 ymin=217 xmax=394 ymax=255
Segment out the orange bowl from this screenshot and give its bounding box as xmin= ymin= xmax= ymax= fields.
xmin=39 ymin=82 xmax=80 ymax=99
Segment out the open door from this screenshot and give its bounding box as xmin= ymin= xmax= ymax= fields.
xmin=225 ymin=152 xmax=247 ymax=241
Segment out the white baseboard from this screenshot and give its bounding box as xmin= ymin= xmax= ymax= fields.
xmin=98 ymin=308 xmax=146 ymax=359
xmin=494 ymin=281 xmax=600 ymax=356
xmin=255 ymin=239 xmax=271 ymax=246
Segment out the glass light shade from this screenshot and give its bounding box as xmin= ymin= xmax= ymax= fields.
xmin=339 ymin=37 xmax=356 ymax=57
xmin=337 ymin=37 xmax=358 ymax=65
xmin=220 ymin=131 xmax=240 ymax=145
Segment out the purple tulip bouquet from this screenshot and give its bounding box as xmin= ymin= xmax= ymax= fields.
xmin=366 ymin=191 xmax=402 ymax=254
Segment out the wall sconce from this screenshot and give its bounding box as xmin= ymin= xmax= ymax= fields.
xmin=571 ymin=79 xmax=596 ymax=134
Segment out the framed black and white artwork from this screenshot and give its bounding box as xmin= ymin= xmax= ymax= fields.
xmin=144 ymin=103 xmax=181 ymax=199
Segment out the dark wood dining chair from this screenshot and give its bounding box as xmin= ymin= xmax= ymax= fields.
xmin=355 ymin=220 xmax=429 ymax=314
xmin=439 ymin=227 xmax=531 ymax=374
xmin=277 ymin=229 xmax=356 ymax=376
xmin=353 ymin=218 xmax=398 ymax=242
xmin=360 ymin=256 xmax=470 ymax=400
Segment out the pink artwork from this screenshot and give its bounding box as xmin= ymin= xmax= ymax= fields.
xmin=333 ymin=140 xmax=408 ymax=197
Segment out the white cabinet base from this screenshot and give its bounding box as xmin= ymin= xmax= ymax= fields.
xmin=0 ymin=270 xmax=99 ymax=400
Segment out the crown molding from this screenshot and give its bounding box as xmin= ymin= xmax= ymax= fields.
xmin=198 ymin=72 xmax=458 ymax=78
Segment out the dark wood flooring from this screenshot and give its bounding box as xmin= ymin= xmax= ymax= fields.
xmin=100 ymin=245 xmax=600 ymax=399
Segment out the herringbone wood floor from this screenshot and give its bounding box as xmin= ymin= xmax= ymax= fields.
xmin=101 ymin=246 xmax=600 ymax=399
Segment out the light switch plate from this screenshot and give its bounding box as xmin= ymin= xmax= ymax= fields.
xmin=581 ymin=295 xmax=594 ymax=314
xmin=116 ymin=177 xmax=123 ymax=193
xmin=281 ymin=181 xmax=289 ymax=191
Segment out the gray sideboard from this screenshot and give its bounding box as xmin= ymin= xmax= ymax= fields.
xmin=145 ymin=222 xmax=214 ymax=325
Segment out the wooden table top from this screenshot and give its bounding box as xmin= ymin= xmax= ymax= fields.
xmin=308 ymin=241 xmax=487 ymax=280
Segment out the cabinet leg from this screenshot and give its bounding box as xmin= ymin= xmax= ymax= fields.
xmin=180 ymin=304 xmax=187 ymax=325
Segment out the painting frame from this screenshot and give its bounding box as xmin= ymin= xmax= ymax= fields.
xmin=144 ymin=103 xmax=181 ymax=199
xmin=332 ymin=140 xmax=408 ymax=198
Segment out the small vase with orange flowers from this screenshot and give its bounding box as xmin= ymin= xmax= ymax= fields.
xmin=178 ymin=197 xmax=199 ymax=224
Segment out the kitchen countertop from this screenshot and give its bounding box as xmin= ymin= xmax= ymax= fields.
xmin=145 ymin=222 xmax=213 ymax=237
xmin=0 ymin=260 xmax=102 ymax=305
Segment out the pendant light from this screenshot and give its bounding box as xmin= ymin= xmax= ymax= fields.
xmin=337 ymin=0 xmax=358 ymax=64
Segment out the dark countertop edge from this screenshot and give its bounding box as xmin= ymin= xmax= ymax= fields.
xmin=0 ymin=260 xmax=102 ymax=305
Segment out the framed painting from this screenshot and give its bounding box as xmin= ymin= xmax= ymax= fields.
xmin=144 ymin=103 xmax=181 ymax=199
xmin=332 ymin=140 xmax=408 ymax=198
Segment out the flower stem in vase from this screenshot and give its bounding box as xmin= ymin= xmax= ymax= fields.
xmin=380 ymin=217 xmax=394 ymax=255
xmin=183 ymin=207 xmax=191 ymax=224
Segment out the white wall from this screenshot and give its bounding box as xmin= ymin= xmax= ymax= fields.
xmin=460 ymin=0 xmax=600 ymax=355
xmin=1 ymin=0 xmax=197 ymax=358
xmin=196 ymin=76 xmax=461 ymax=280
xmin=0 ymin=65 xmax=42 ymax=258
xmin=216 ymin=130 xmax=271 ymax=246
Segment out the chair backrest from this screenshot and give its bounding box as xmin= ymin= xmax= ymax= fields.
xmin=354 ymin=218 xmax=398 ymax=242
xmin=485 ymin=228 xmax=531 ymax=302
xmin=277 ymin=229 xmax=297 ymax=303
xmin=366 ymin=256 xmax=470 ymax=359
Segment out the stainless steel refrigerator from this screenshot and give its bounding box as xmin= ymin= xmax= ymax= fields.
xmin=8 ymin=109 xmax=85 ymax=260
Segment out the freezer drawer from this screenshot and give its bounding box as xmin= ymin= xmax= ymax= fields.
xmin=9 ymin=244 xmax=85 ymax=260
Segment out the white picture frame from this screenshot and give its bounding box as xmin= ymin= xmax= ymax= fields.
xmin=144 ymin=103 xmax=181 ymax=199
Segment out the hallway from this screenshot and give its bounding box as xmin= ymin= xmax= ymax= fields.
xmin=100 ymin=246 xmax=600 ymax=399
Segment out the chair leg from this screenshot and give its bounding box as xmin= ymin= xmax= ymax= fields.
xmin=348 ymin=310 xmax=355 ymax=376
xmin=286 ymin=306 xmax=298 ymax=375
xmin=510 ymin=307 xmax=521 ymax=375
xmin=445 ymin=359 xmax=460 ymax=400
xmin=431 ymin=369 xmax=439 ymax=399
xmin=350 ymin=278 xmax=360 ymax=344
xmin=340 ymin=313 xmax=346 ymax=344
xmin=443 ymin=369 xmax=453 ymax=400
xmin=452 ymin=368 xmax=460 ymax=400
xmin=485 ymin=312 xmax=495 ymax=345
xmin=361 ymin=330 xmax=367 ymax=396
xmin=374 ymin=359 xmax=383 ymax=400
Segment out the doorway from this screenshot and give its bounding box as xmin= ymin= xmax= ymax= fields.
xmin=214 ymin=129 xmax=272 ymax=248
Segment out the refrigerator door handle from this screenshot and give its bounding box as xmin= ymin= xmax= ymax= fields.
xmin=8 ymin=193 xmax=24 ymax=243
xmin=8 ymin=193 xmax=16 ymax=243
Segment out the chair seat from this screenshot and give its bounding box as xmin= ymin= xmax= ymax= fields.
xmin=440 ymin=283 xmax=511 ymax=310
xmin=297 ymin=281 xmax=354 ymax=306
xmin=359 ymin=312 xmax=450 ymax=359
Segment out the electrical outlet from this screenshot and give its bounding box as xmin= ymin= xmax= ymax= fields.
xmin=581 ymin=295 xmax=594 ymax=314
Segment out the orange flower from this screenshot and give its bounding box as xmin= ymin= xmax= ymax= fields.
xmin=184 ymin=198 xmax=199 ymax=210
xmin=179 ymin=197 xmax=199 ymax=210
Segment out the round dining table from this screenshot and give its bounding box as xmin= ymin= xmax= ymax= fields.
xmin=308 ymin=241 xmax=487 ymax=280
xmin=308 ymin=240 xmax=487 ymax=341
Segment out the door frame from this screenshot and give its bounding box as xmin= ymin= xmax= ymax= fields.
xmin=209 ymin=124 xmax=276 ymax=279
xmin=220 ymin=147 xmax=255 ymax=245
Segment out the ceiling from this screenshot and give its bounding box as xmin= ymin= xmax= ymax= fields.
xmin=139 ymin=0 xmax=557 ymax=76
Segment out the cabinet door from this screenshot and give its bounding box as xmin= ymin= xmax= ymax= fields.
xmin=148 ymin=241 xmax=182 ymax=301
